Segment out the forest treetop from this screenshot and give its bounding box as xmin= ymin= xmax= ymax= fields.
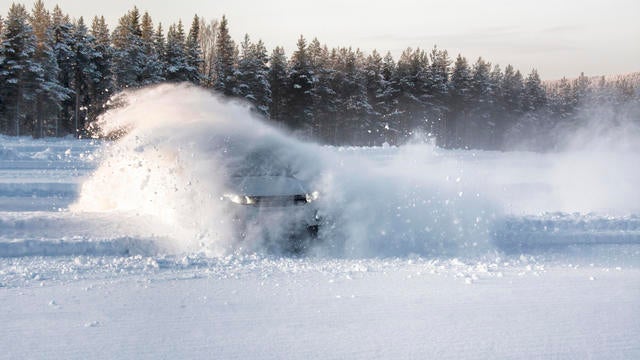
xmin=1 ymin=2 xmax=638 ymax=150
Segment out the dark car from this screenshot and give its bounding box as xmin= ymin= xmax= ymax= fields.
xmin=222 ymin=148 xmax=321 ymax=252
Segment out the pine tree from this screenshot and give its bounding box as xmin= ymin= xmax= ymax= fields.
xmin=447 ymin=54 xmax=472 ymax=147
xmin=236 ymin=34 xmax=254 ymax=99
xmin=214 ymin=15 xmax=237 ymax=95
xmin=330 ymin=47 xmax=372 ymax=144
xmin=69 ymin=17 xmax=102 ymax=135
xmin=29 ymin=0 xmax=69 ymax=137
xmin=378 ymin=51 xmax=401 ymax=144
xmin=139 ymin=12 xmax=163 ymax=84
xmin=551 ymin=77 xmax=573 ymax=121
xmin=396 ymin=47 xmax=429 ymax=138
xmin=523 ymin=69 xmax=546 ymax=112
xmin=185 ymin=15 xmax=203 ymax=84
xmin=153 ymin=23 xmax=165 ymax=64
xmin=286 ymin=35 xmax=314 ymax=132
xmin=573 ymin=72 xmax=591 ymax=106
xmin=426 ymin=46 xmax=450 ymax=142
xmin=268 ymin=46 xmax=288 ymax=123
xmin=88 ymin=15 xmax=114 ymax=125
xmin=164 ymin=21 xmax=189 ymax=82
xmin=112 ymin=7 xmax=146 ymax=88
xmin=501 ymin=65 xmax=524 ymax=118
xmin=509 ymin=69 xmax=550 ymax=150
xmin=29 ymin=0 xmax=49 ymax=49
xmin=235 ymin=37 xmax=271 ymax=116
xmin=469 ymin=57 xmax=493 ymax=148
xmin=307 ymin=39 xmax=337 ymax=140
xmin=363 ymin=50 xmax=383 ymax=104
xmin=487 ymin=64 xmax=504 ymax=148
xmin=0 ymin=4 xmax=44 ymax=136
xmin=362 ymin=50 xmax=384 ymax=142
xmin=51 ymin=5 xmax=75 ymax=135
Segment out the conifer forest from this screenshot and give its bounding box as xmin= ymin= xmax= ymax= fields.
xmin=0 ymin=2 xmax=638 ymax=150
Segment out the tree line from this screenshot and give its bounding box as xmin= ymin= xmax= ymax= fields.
xmin=1 ymin=2 xmax=638 ymax=150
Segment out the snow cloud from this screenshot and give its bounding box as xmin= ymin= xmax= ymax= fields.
xmin=72 ymin=84 xmax=640 ymax=258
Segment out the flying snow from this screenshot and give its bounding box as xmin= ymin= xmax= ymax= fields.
xmin=70 ymin=84 xmax=640 ymax=257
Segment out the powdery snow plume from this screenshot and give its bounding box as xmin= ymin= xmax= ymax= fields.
xmin=69 ymin=83 xmax=640 ymax=258
xmin=68 ymin=84 xmax=501 ymax=257
xmin=71 ymin=84 xmax=306 ymax=255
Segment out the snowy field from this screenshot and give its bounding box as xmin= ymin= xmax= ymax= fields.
xmin=1 ymin=85 xmax=639 ymax=359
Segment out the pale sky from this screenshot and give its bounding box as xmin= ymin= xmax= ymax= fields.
xmin=3 ymin=0 xmax=639 ymax=79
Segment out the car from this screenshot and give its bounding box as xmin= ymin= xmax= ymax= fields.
xmin=222 ymin=172 xmax=321 ymax=253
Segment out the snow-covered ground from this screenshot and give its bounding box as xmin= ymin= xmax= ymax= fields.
xmin=1 ymin=85 xmax=639 ymax=359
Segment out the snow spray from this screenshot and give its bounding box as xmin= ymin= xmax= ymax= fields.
xmin=72 ymin=84 xmax=640 ymax=257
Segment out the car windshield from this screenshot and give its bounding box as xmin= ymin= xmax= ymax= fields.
xmin=230 ymin=175 xmax=308 ymax=197
xmin=229 ymin=146 xmax=296 ymax=177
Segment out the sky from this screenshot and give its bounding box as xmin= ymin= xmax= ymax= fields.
xmin=2 ymin=0 xmax=638 ymax=80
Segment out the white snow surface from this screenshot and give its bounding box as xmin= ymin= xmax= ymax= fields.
xmin=1 ymin=84 xmax=639 ymax=359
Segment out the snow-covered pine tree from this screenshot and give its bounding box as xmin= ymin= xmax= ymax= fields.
xmin=50 ymin=5 xmax=75 ymax=135
xmin=510 ymin=69 xmax=550 ymax=150
xmin=236 ymin=35 xmax=271 ymax=115
xmin=236 ymin=34 xmax=253 ymax=99
xmin=29 ymin=0 xmax=70 ymax=137
xmin=572 ymin=72 xmax=591 ymax=107
xmin=0 ymin=4 xmax=44 ymax=136
xmin=112 ymin=7 xmax=147 ymax=88
xmin=468 ymin=57 xmax=493 ymax=148
xmin=307 ymin=39 xmax=335 ymax=140
xmin=185 ymin=15 xmax=203 ymax=84
xmin=153 ymin=23 xmax=165 ymax=67
xmin=522 ymin=69 xmax=547 ymax=112
xmin=87 ymin=15 xmax=114 ymax=125
xmin=500 ymin=66 xmax=530 ymax=149
xmin=551 ymin=77 xmax=577 ymax=122
xmin=214 ymin=15 xmax=237 ymax=96
xmin=331 ymin=47 xmax=372 ymax=144
xmin=69 ymin=17 xmax=102 ymax=135
xmin=487 ymin=64 xmax=505 ymax=148
xmin=351 ymin=48 xmax=375 ymax=145
xmin=88 ymin=15 xmax=114 ymax=126
xmin=447 ymin=54 xmax=472 ymax=148
xmin=250 ymin=39 xmax=271 ymax=116
xmin=286 ymin=35 xmax=315 ymax=133
xmin=426 ymin=46 xmax=450 ymax=143
xmin=377 ymin=51 xmax=401 ymax=144
xmin=500 ymin=65 xmax=524 ymax=125
xmin=361 ymin=49 xmax=384 ymax=143
xmin=396 ymin=47 xmax=429 ymax=139
xmin=164 ymin=21 xmax=189 ymax=82
xmin=268 ymin=46 xmax=288 ymax=123
xmin=139 ymin=12 xmax=164 ymax=85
